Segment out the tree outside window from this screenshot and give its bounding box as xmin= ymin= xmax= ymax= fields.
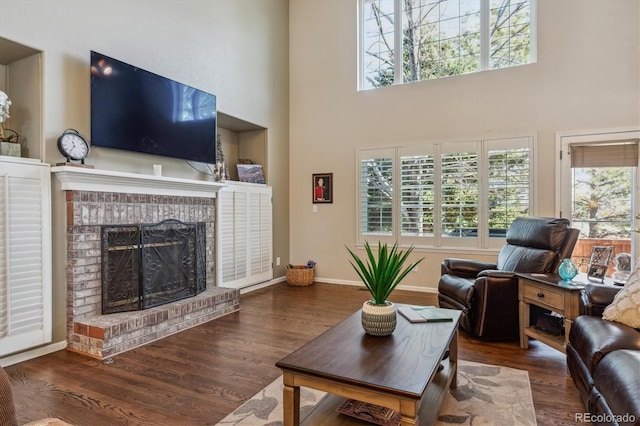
xmin=361 ymin=0 xmax=534 ymax=90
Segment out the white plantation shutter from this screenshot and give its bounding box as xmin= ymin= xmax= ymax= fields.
xmin=400 ymin=146 xmax=435 ymax=243
xmin=249 ymin=190 xmax=272 ymax=279
xmin=217 ymin=184 xmax=272 ymax=289
xmin=355 ymin=136 xmax=535 ymax=248
xmin=219 ymin=188 xmax=247 ymax=285
xmin=440 ymin=142 xmax=480 ymax=241
xmin=486 ymin=137 xmax=532 ymax=238
xmin=358 ymin=148 xmax=394 ymax=243
xmin=0 ymin=160 xmax=52 ymax=357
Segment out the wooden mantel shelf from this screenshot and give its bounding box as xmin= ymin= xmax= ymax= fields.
xmin=51 ymin=165 xmax=225 ymax=198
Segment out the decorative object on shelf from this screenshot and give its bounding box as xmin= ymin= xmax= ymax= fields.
xmin=214 ymin=162 xmax=225 ymax=181
xmin=237 ymin=163 xmax=265 ymax=184
xmin=585 ymin=245 xmax=614 ymax=282
xmin=0 ymin=90 xmax=21 ymax=157
xmin=558 ymin=258 xmax=578 ymax=281
xmin=347 ymin=241 xmax=423 ymax=336
xmin=286 ymin=260 xmax=315 ymax=286
xmin=238 ymin=158 xmax=256 ymax=164
xmin=215 ymin=134 xmax=230 ymax=180
xmin=312 ymin=172 xmax=333 ymax=204
xmin=0 ymin=90 xmax=12 ymax=141
xmin=612 ymin=252 xmax=631 ymax=285
xmin=57 ymin=129 xmax=93 ymax=167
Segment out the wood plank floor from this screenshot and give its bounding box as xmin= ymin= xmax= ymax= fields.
xmin=4 ymin=282 xmax=585 ymax=425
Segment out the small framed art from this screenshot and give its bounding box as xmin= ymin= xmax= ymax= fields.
xmin=237 ymin=164 xmax=265 ymax=184
xmin=313 ymin=173 xmax=333 ymax=203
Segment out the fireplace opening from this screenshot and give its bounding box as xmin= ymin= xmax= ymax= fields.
xmin=101 ymin=219 xmax=206 ymax=314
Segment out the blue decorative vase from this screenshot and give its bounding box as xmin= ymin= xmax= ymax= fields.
xmin=558 ymin=258 xmax=578 ymax=281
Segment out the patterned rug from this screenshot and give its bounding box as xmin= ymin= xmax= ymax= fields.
xmin=216 ymin=360 xmax=537 ymax=426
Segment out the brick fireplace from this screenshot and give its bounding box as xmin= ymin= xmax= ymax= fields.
xmin=53 ymin=167 xmax=238 ymax=359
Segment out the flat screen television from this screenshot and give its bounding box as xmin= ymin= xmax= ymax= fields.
xmin=90 ymin=51 xmax=217 ymax=164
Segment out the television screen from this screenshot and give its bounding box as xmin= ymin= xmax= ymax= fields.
xmin=90 ymin=51 xmax=216 ymax=164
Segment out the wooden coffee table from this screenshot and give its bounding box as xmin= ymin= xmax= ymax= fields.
xmin=275 ymin=305 xmax=461 ymax=426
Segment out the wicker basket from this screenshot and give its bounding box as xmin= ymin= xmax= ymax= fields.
xmin=286 ymin=265 xmax=315 ymax=286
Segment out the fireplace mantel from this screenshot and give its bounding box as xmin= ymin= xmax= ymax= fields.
xmin=51 ymin=165 xmax=225 ymax=198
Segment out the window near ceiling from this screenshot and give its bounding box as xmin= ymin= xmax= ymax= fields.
xmin=357 ymin=136 xmax=533 ymax=249
xmin=359 ymin=0 xmax=536 ymax=90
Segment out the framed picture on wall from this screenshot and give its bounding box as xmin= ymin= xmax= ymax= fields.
xmin=312 ymin=173 xmax=333 ymax=204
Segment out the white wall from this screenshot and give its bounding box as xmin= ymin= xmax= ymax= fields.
xmin=0 ymin=0 xmax=289 ymax=345
xmin=289 ymin=0 xmax=640 ymax=291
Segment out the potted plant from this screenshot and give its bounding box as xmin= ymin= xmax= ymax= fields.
xmin=347 ymin=241 xmax=423 ymax=336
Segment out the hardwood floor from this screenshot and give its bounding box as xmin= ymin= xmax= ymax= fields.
xmin=4 ymin=282 xmax=584 ymax=425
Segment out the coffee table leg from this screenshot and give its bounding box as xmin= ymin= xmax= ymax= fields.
xmin=450 ymin=328 xmax=458 ymax=389
xmin=398 ymin=400 xmax=418 ymax=426
xmin=282 ymin=372 xmax=300 ymax=426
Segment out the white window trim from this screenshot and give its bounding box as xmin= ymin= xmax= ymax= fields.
xmin=357 ymin=134 xmax=536 ymax=250
xmin=555 ymin=127 xmax=640 ymax=216
xmin=358 ymin=0 xmax=538 ymax=91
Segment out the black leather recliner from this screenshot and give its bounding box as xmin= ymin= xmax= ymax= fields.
xmin=438 ymin=217 xmax=579 ymax=340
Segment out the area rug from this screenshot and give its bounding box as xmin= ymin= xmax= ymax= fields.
xmin=215 ymin=360 xmax=537 ymax=426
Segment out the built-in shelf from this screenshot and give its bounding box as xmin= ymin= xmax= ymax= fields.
xmin=51 ymin=165 xmax=226 ymax=198
xmin=1 ymin=36 xmax=43 ymax=161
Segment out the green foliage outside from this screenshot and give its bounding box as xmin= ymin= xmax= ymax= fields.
xmin=364 ymin=0 xmax=531 ymax=88
xmin=572 ymin=167 xmax=632 ymax=238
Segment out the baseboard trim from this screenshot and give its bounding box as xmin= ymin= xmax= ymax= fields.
xmin=239 ymin=276 xmax=287 ymax=294
xmin=312 ymin=277 xmax=438 ymax=294
xmin=0 ymin=341 xmax=68 ymax=367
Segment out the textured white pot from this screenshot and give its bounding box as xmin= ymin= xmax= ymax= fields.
xmin=0 ymin=142 xmax=20 ymax=157
xmin=361 ymin=300 xmax=397 ymax=336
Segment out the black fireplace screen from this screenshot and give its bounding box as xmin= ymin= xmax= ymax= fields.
xmin=101 ymin=219 xmax=206 ymax=314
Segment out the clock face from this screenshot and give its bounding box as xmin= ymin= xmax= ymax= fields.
xmin=58 ymin=131 xmax=90 ymax=161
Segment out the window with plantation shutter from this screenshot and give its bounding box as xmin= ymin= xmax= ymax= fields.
xmin=487 ymin=140 xmax=531 ymax=236
xmin=441 ymin=149 xmax=479 ymax=238
xmin=400 ymin=152 xmax=435 ymax=238
xmin=359 ymin=149 xmax=394 ymax=239
xmin=356 ymin=136 xmax=534 ymax=248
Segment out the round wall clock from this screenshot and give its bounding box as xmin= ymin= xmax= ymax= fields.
xmin=57 ymin=129 xmax=90 ymax=164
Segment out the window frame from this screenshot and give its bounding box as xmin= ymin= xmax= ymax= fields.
xmin=358 ymin=0 xmax=537 ymax=91
xmin=356 ymin=135 xmax=536 ymax=250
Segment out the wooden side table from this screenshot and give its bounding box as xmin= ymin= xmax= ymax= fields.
xmin=517 ymin=273 xmax=585 ymax=353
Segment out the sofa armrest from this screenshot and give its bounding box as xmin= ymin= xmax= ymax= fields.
xmin=441 ymin=258 xmax=498 ymax=279
xmin=580 ymin=283 xmax=621 ymax=317
xmin=477 ymin=269 xmax=515 ymax=279
xmin=470 ymin=273 xmax=520 ymax=340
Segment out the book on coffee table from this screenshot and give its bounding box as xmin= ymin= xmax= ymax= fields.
xmin=399 ymin=306 xmax=454 ymax=323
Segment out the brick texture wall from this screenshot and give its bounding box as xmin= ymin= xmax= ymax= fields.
xmin=65 ymin=190 xmax=215 ymax=333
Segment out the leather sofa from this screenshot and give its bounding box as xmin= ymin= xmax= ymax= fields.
xmin=566 ymin=284 xmax=640 ymax=425
xmin=438 ymin=217 xmax=579 ymax=340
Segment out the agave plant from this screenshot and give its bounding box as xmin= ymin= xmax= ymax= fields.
xmin=347 ymin=241 xmax=423 ymax=305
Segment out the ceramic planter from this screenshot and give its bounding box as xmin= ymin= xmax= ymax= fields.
xmin=361 ymin=300 xmax=397 ymax=336
xmin=0 ymin=141 xmax=20 ymax=157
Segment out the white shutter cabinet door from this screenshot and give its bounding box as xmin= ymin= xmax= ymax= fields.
xmin=0 ymin=159 xmax=52 ymax=357
xmin=217 ymin=183 xmax=272 ymax=289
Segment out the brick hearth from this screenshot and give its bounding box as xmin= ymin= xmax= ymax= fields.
xmin=70 ymin=287 xmax=237 ymax=359
xmin=57 ymin=173 xmax=238 ymax=359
